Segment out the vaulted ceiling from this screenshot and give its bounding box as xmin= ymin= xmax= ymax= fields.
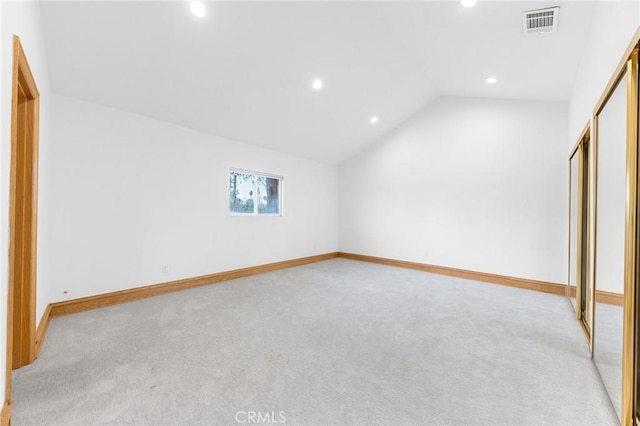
xmin=40 ymin=1 xmax=596 ymax=164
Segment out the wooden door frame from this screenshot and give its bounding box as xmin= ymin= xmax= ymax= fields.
xmin=4 ymin=34 xmax=40 ymax=414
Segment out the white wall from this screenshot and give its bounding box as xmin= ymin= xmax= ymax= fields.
xmin=47 ymin=94 xmax=339 ymax=301
xmin=339 ymin=96 xmax=568 ymax=284
xmin=1 ymin=0 xmax=53 ymax=406
xmin=568 ymin=0 xmax=640 ymax=145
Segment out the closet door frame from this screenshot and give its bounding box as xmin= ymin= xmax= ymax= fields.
xmin=568 ymin=123 xmax=592 ymax=348
xmin=592 ymin=32 xmax=640 ymax=425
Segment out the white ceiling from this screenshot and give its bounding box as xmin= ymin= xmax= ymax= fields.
xmin=39 ymin=1 xmax=595 ymax=164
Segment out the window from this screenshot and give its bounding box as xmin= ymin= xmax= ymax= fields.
xmin=229 ymin=169 xmax=282 ymax=215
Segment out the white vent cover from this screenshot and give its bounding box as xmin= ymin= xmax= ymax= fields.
xmin=522 ymin=7 xmax=559 ymax=35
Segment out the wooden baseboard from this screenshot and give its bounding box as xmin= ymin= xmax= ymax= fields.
xmin=0 ymin=401 xmax=11 ymax=426
xmin=50 ymin=252 xmax=339 ymax=317
xmin=35 ymin=304 xmax=52 ymax=358
xmin=338 ymin=252 xmax=569 ymax=296
xmin=595 ymin=289 xmax=624 ymax=306
xmin=36 ymin=251 xmax=622 ymax=364
xmin=568 ymin=286 xmax=624 ymax=307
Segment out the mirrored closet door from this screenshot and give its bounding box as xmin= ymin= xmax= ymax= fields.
xmin=594 ymin=70 xmax=628 ymax=422
xmin=568 ymin=126 xmax=591 ymax=340
xmin=591 ymin=46 xmax=639 ymax=425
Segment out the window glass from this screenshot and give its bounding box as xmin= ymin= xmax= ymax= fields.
xmin=229 ymin=171 xmax=256 ymax=214
xmin=229 ymin=170 xmax=282 ymax=215
xmin=258 ymin=176 xmax=280 ymax=214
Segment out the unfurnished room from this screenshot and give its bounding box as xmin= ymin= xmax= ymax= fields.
xmin=2 ymin=0 xmax=640 ymax=425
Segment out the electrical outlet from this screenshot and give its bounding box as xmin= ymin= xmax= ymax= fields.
xmin=162 ymin=265 xmax=168 ymax=274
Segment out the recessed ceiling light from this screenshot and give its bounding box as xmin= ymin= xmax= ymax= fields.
xmin=461 ymin=0 xmax=477 ymax=7
xmin=486 ymin=77 xmax=498 ymax=84
xmin=370 ymin=116 xmax=379 ymax=124
xmin=190 ymin=1 xmax=206 ymax=18
xmin=312 ymin=80 xmax=323 ymax=91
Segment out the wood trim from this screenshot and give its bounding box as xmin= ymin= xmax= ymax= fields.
xmin=568 ymin=286 xmax=621 ymax=306
xmin=35 ymin=304 xmax=52 ymax=358
xmin=594 ymin=26 xmax=640 ymax=116
xmin=32 ymin=252 xmax=628 ymax=354
xmin=30 ymin=94 xmax=40 ymax=354
xmin=7 ymin=34 xmax=40 ymax=409
xmin=0 ymin=402 xmax=11 ymax=426
xmin=338 ymin=252 xmax=567 ymax=296
xmin=50 ymin=253 xmax=339 ymax=317
xmin=6 ymin=36 xmax=19 ymax=408
xmin=339 ymin=252 xmax=624 ymax=306
xmin=596 ymin=289 xmax=625 ymax=307
xmin=32 ymin=251 xmax=623 ymax=364
xmin=14 ymin=38 xmax=38 ymax=99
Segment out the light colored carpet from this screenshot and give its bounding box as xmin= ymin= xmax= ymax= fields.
xmin=14 ymin=258 xmax=617 ymax=425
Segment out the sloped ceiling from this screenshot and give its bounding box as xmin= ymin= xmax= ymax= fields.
xmin=40 ymin=1 xmax=595 ymax=164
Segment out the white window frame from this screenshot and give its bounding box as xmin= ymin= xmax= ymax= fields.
xmin=228 ymin=168 xmax=284 ymax=216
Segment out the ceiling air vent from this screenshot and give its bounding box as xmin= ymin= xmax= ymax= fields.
xmin=522 ymin=7 xmax=559 ymax=35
